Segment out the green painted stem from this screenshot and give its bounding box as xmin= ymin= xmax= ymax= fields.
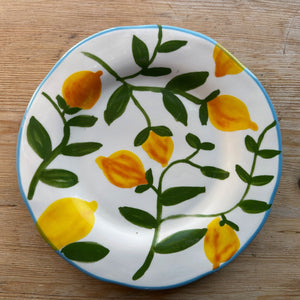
xmin=42 ymin=92 xmax=65 ymax=120
xmin=133 ymin=187 xmax=162 ymax=280
xmin=158 ymin=149 xmax=200 ymax=192
xmin=82 ymin=26 xmax=204 ymax=132
xmin=148 ymin=25 xmax=162 ymax=66
xmin=82 ymin=27 xmax=202 ymax=107
xmin=132 ymin=248 xmax=155 ymax=280
xmin=121 ymin=70 xmax=143 ymax=81
xmin=130 ymin=93 xmax=151 ymax=127
xmin=82 ymin=52 xmax=122 ymax=82
xmin=81 ymin=53 xmax=203 ymax=105
xmin=160 ymin=153 xmax=255 ymax=221
xmin=27 ymin=93 xmax=70 ymax=200
xmin=132 ymin=149 xmax=199 ymax=280
xmin=160 ymin=121 xmax=277 ymax=223
xmin=131 ymin=85 xmax=201 ymax=104
xmin=81 ymin=52 xmax=203 ymax=105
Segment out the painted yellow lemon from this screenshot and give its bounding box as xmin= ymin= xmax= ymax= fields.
xmin=95 ymin=150 xmax=147 ymax=188
xmin=204 ymin=217 xmax=240 ymax=269
xmin=142 ymin=131 xmax=174 ymax=167
xmin=207 ymin=95 xmax=258 ymax=131
xmin=62 ymin=70 xmax=103 ymax=109
xmin=36 ymin=197 xmax=97 ymax=250
xmin=213 ymin=44 xmax=244 ymax=77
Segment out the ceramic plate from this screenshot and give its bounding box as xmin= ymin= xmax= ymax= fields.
xmin=17 ymin=25 xmax=282 ymax=289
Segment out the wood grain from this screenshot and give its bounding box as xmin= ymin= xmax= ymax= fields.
xmin=0 ymin=0 xmax=299 ymax=299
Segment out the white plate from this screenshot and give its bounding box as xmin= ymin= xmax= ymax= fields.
xmin=17 ymin=25 xmax=282 ymax=289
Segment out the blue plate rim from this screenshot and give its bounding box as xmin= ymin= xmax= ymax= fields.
xmin=16 ymin=24 xmax=282 ymax=290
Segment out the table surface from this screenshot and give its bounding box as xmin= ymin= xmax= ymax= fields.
xmin=1 ymin=0 xmax=299 ymax=299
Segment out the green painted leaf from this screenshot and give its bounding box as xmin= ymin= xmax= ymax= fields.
xmin=158 ymin=40 xmax=187 ymax=52
xmin=200 ymin=166 xmax=229 ymax=180
xmin=220 ymin=219 xmax=239 ymax=231
xmin=119 ymin=207 xmax=157 ymax=229
xmin=166 ymin=72 xmax=209 ymax=91
xmin=161 ymin=186 xmax=205 ymax=206
xmin=65 ymin=107 xmax=82 ymax=115
xmin=132 ymin=35 xmax=149 ymax=68
xmin=67 ymin=115 xmax=97 ymax=127
xmin=145 ymin=169 xmax=153 ymax=185
xmin=199 ymin=103 xmax=208 ymax=125
xmin=185 ymin=133 xmax=201 ymax=149
xmin=258 ymin=149 xmax=281 ymax=159
xmin=61 ymin=242 xmax=109 ymax=262
xmin=151 ymin=126 xmax=173 ymax=136
xmin=154 ymin=228 xmax=207 ymax=254
xmin=235 ymin=164 xmax=251 ymax=184
xmin=228 ymin=221 xmax=239 ymax=232
xmin=134 ymin=128 xmax=150 ymax=146
xmin=245 ymin=135 xmax=258 ymax=153
xmin=204 ymin=89 xmax=220 ymax=102
xmin=200 ymin=142 xmax=215 ymax=151
xmin=135 ymin=184 xmax=150 ymax=193
xmin=251 ymin=175 xmax=274 ymax=186
xmin=239 ymin=200 xmax=271 ymax=213
xmin=162 ymin=91 xmax=188 ymax=126
xmin=40 ymin=169 xmax=78 ymax=188
xmin=141 ymin=67 xmax=171 ymax=77
xmin=104 ymin=84 xmax=131 ymax=125
xmin=27 ymin=116 xmax=52 ymax=159
xmin=61 ymin=142 xmax=102 ymax=157
xmin=56 ymin=95 xmax=67 ymax=110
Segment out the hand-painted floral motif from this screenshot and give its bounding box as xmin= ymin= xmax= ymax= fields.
xmin=24 ymin=25 xmax=281 ymax=283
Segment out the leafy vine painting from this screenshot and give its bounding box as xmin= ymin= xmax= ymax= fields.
xmin=17 ymin=25 xmax=282 ymax=289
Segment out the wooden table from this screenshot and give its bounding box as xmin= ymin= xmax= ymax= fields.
xmin=1 ymin=1 xmax=299 ymax=299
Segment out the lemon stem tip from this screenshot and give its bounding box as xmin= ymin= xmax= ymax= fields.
xmin=89 ymin=200 xmax=98 ymax=212
xmin=96 ymin=70 xmax=103 ymax=77
xmin=95 ymin=156 xmax=105 ymax=170
xmin=213 ymin=262 xmax=220 ymax=270
xmin=250 ymin=121 xmax=258 ymax=131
